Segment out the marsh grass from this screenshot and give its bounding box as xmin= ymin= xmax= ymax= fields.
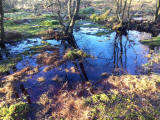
xmin=140 ymin=37 xmax=160 ymax=46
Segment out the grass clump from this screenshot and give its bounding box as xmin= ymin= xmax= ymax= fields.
xmin=0 ymin=102 xmax=29 ymax=120
xmin=140 ymin=36 xmax=160 ymax=46
xmin=63 ymin=49 xmax=88 ymax=60
xmin=41 ymin=20 xmax=59 ymax=26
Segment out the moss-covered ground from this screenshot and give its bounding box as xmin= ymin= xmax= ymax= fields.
xmin=4 ymin=11 xmax=60 ymax=40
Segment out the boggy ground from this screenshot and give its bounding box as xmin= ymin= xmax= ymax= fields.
xmin=1 ymin=1 xmax=160 ymax=119
xmin=1 ymin=43 xmax=160 ymax=119
xmin=4 ymin=11 xmax=60 ymax=43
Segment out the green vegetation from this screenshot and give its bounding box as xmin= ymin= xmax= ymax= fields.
xmin=85 ymin=74 xmax=160 ymax=120
xmin=140 ymin=37 xmax=160 ymax=46
xmin=0 ymin=102 xmax=29 ymax=120
xmin=41 ymin=20 xmax=59 ymax=26
xmin=90 ymin=9 xmax=111 ymax=22
xmin=4 ymin=12 xmax=60 ymax=38
xmin=63 ymin=49 xmax=88 ymax=60
xmin=112 ymin=22 xmax=122 ymax=30
xmin=86 ymin=92 xmax=160 ymax=120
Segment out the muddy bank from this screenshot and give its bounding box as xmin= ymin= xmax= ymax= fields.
xmin=4 ymin=31 xmax=22 ymax=42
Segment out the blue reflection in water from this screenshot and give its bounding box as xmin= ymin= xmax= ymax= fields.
xmin=74 ymin=24 xmax=150 ymax=78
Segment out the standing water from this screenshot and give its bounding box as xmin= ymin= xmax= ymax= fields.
xmin=1 ymin=21 xmax=157 ymax=101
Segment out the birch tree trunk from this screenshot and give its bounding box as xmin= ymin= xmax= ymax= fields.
xmin=155 ymin=0 xmax=160 ymax=22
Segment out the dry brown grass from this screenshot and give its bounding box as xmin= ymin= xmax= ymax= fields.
xmin=34 ymin=81 xmax=94 ymax=120
xmin=0 ymin=66 xmax=40 ymax=107
xmin=104 ymin=74 xmax=160 ymax=99
xmin=51 ymin=91 xmax=91 ymax=120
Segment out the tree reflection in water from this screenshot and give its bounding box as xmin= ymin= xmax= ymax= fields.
xmin=112 ymin=32 xmax=138 ymax=75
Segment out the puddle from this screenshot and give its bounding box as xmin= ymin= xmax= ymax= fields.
xmin=5 ymin=38 xmax=60 ymax=55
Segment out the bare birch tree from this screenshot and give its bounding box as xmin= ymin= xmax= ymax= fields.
xmin=45 ymin=0 xmax=81 ymax=35
xmin=114 ymin=0 xmax=133 ymax=23
xmin=155 ymin=0 xmax=160 ymax=22
xmin=44 ymin=0 xmax=81 ymax=48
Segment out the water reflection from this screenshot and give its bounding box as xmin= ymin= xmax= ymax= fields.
xmin=112 ymin=34 xmax=127 ymax=74
xmin=74 ymin=25 xmax=150 ymax=75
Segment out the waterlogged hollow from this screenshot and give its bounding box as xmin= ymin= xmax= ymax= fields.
xmin=1 ymin=21 xmax=160 ymax=101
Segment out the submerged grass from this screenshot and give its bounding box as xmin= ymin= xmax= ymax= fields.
xmin=0 ymin=44 xmax=53 ymax=75
xmin=0 ymin=56 xmax=22 ymax=74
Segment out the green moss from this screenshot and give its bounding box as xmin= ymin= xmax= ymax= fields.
xmin=90 ymin=9 xmax=111 ymax=22
xmin=29 ymin=45 xmax=50 ymax=51
xmin=90 ymin=14 xmax=98 ymax=21
xmin=98 ymin=10 xmax=111 ymax=21
xmin=16 ymin=45 xmax=51 ymax=58
xmin=63 ymin=49 xmax=88 ymax=60
xmin=140 ymin=37 xmax=160 ymax=46
xmin=112 ymin=22 xmax=122 ymax=30
xmin=41 ymin=41 xmax=51 ymax=46
xmin=41 ymin=20 xmax=59 ymax=26
xmin=0 ymin=102 xmax=29 ymax=120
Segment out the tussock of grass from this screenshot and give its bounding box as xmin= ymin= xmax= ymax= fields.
xmin=63 ymin=49 xmax=88 ymax=60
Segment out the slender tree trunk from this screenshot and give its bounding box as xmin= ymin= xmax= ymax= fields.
xmin=0 ymin=0 xmax=5 ymax=48
xmin=67 ymin=0 xmax=80 ymax=34
xmin=155 ymin=0 xmax=160 ymax=22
